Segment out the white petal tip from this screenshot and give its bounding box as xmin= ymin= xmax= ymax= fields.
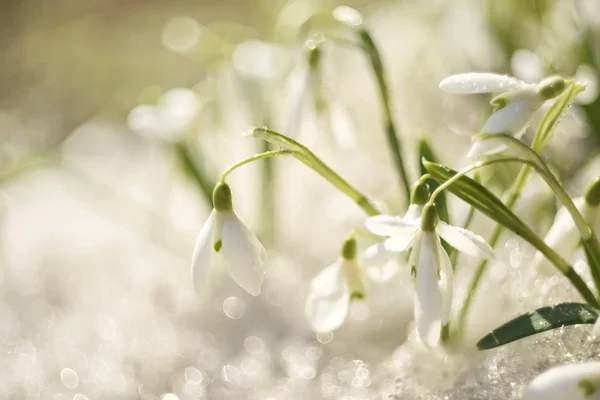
xmin=439 ymin=73 xmax=525 ymax=94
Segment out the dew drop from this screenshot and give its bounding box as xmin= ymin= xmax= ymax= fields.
xmin=317 ymin=332 xmax=333 ymax=344
xmin=184 ymin=367 xmax=204 ymax=384
xmin=60 ymin=368 xmax=79 ymax=389
xmin=244 ymin=336 xmax=265 ymax=354
xmin=223 ymin=297 xmax=246 ymax=319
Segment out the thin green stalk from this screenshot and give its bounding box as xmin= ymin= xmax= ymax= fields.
xmin=260 ymin=140 xmax=275 ymax=242
xmin=174 ymin=142 xmax=214 ymax=206
xmin=357 ymin=28 xmax=411 ymax=201
xmin=250 ymin=128 xmax=380 ymax=216
xmin=220 ymin=150 xmax=296 ymax=182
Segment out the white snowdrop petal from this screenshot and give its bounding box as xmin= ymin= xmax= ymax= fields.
xmin=404 ymin=204 xmax=422 ymax=224
xmin=362 ymin=242 xmax=394 ymax=267
xmin=481 ymin=96 xmax=542 ymax=136
xmin=365 ymin=215 xmax=417 ymax=237
xmin=366 ymin=262 xmax=400 ymax=283
xmin=439 ymin=73 xmax=525 ymax=94
xmin=191 ymin=210 xmax=217 ymax=295
xmin=342 ymin=259 xmax=366 ymax=296
xmin=409 ymin=230 xmax=424 ymax=267
xmin=384 ymin=234 xmax=415 ymax=253
xmin=466 ymin=139 xmax=508 ymax=159
xmin=305 ymin=263 xmax=350 ymax=333
xmin=524 ymin=362 xmax=600 ymax=400
xmin=436 ymin=237 xmax=454 ymax=324
xmin=414 ymin=231 xmax=442 ymax=347
xmin=533 ymin=201 xmax=582 ymax=276
xmin=221 ymin=211 xmax=267 ymax=296
xmin=436 ymin=221 xmax=494 ymax=259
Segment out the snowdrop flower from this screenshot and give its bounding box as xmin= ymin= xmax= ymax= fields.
xmin=524 ymin=362 xmax=600 ymax=400
xmin=439 ymin=73 xmax=567 ymax=158
xmin=305 ymin=236 xmax=366 ymax=333
xmin=284 ymin=41 xmax=357 ymax=149
xmin=362 ymin=182 xmax=428 ymax=277
xmin=366 ymin=204 xmax=494 ymax=346
xmin=532 ymin=177 xmax=600 ymax=276
xmin=191 ymin=182 xmax=267 ymax=296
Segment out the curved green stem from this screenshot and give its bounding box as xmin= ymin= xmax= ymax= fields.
xmin=250 ymin=128 xmax=380 ymax=216
xmin=220 ymin=150 xmax=297 ymax=182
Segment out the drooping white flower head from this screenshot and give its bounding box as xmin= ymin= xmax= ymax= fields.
xmin=284 ymin=40 xmax=357 ymax=149
xmin=524 ymin=362 xmax=600 ymax=400
xmin=191 ymin=182 xmax=267 ymax=296
xmin=365 ymin=204 xmax=494 ymax=346
xmin=305 ymin=236 xmax=366 ymax=333
xmin=439 ymin=73 xmax=567 ymax=158
xmin=362 ymin=182 xmax=429 ymax=280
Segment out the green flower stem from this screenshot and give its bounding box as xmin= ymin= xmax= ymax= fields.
xmin=260 ymin=140 xmax=276 ymax=242
xmin=174 ymin=142 xmax=214 ymax=206
xmin=250 ymin=128 xmax=380 ymax=216
xmin=220 ymin=150 xmax=297 ymax=182
xmin=357 ymin=28 xmax=411 ymax=201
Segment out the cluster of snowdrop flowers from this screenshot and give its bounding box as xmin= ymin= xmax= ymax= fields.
xmin=440 ymin=73 xmax=568 ymax=158
xmin=185 ymin=17 xmax=598 ymax=394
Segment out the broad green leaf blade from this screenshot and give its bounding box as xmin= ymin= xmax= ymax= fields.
xmin=532 ymin=82 xmax=586 ymax=152
xmin=477 ymin=303 xmax=598 ymax=350
xmin=419 ymin=138 xmax=450 ymax=225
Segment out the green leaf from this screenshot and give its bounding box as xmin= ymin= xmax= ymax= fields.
xmin=419 ymin=138 xmax=450 ymax=225
xmin=477 ymin=302 xmax=598 ymax=350
xmin=532 ymin=82 xmax=586 ymax=152
xmin=423 ymin=161 xmax=540 ymax=246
